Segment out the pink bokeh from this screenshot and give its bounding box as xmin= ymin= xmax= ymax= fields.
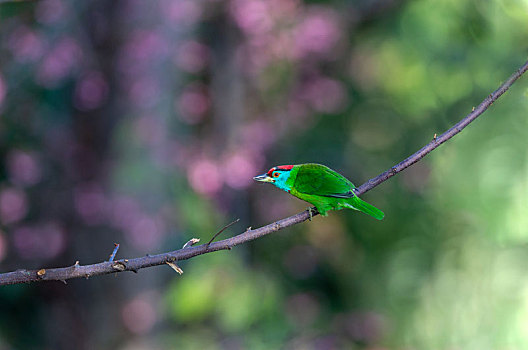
xmin=188 ymin=159 xmax=223 ymax=195
xmin=162 ymin=0 xmax=202 ymax=27
xmin=230 ymin=0 xmax=342 ymax=75
xmin=110 ymin=196 xmax=166 ymax=251
xmin=0 ymin=231 xmax=8 ymax=262
xmin=7 ymin=150 xmax=42 ymax=187
xmin=128 ymin=76 xmax=162 ymax=108
xmin=0 ymin=74 xmax=5 ymax=108
xmin=176 ymin=83 xmax=210 ymax=124
xmin=0 ymin=188 xmax=28 ymax=225
xmin=230 ymin=0 xmax=273 ymax=36
xmin=223 ymin=152 xmax=257 ymax=189
xmin=174 ymin=40 xmax=210 ymax=73
xmin=36 ymin=37 xmax=82 ymax=87
xmin=110 ymin=195 xmax=143 ymax=231
xmin=293 ymin=9 xmax=341 ymax=59
xmin=35 ymin=0 xmax=67 ymax=24
xmin=240 ymin=119 xmax=276 ymax=154
xmin=121 ymin=292 xmax=158 ymax=334
xmin=7 ymin=26 xmax=45 ymax=63
xmin=124 ymin=214 xmax=165 ymax=251
xmin=74 ymin=72 xmax=109 ymax=111
xmin=13 ymin=223 xmax=66 ymax=260
xmin=119 ymin=30 xmax=169 ymax=74
xmin=74 ymin=184 xmax=109 ymax=225
xmin=297 ymin=76 xmax=347 ymax=113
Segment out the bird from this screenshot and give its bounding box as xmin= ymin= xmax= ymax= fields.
xmin=253 ymin=163 xmax=384 ymax=220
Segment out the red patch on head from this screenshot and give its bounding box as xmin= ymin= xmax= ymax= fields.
xmin=265 ymin=165 xmax=293 ymax=176
xmin=277 ymin=165 xmax=294 ymax=171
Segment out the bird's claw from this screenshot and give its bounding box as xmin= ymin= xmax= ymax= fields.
xmin=307 ymin=207 xmax=315 ymax=221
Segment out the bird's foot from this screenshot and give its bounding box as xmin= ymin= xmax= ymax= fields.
xmin=307 ymin=207 xmax=316 ymax=221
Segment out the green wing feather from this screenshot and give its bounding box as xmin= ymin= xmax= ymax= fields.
xmin=293 ymin=164 xmax=355 ymax=197
xmin=292 ymin=164 xmax=384 ymax=220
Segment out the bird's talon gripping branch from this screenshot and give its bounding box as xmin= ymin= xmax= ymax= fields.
xmin=307 ymin=207 xmax=314 ymax=221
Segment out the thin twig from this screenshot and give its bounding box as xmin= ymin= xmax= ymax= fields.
xmin=0 ymin=59 xmax=527 ymax=286
xmin=108 ymin=243 xmax=120 ymax=262
xmin=207 ymin=218 xmax=240 ymax=246
xmin=353 ymin=60 xmax=528 ymax=196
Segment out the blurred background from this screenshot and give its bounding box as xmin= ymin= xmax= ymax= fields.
xmin=0 ymin=0 xmax=527 ymax=349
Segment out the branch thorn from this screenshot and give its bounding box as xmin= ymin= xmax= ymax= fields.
xmin=166 ymin=261 xmax=184 ymax=275
xmin=183 ymin=238 xmax=200 ymax=249
xmin=109 ymin=243 xmax=120 ymax=262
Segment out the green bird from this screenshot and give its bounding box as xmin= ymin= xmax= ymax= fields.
xmin=253 ymin=163 xmax=384 ymax=220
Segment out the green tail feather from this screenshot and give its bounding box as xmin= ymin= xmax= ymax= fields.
xmin=346 ymin=197 xmax=385 ymax=220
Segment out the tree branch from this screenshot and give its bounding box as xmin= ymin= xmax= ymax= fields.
xmin=355 ymin=60 xmax=528 ymax=195
xmin=1 ymin=59 xmax=527 ymax=286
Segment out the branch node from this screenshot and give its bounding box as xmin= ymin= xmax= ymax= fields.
xmin=112 ymin=262 xmax=126 ymax=271
xmin=37 ymin=269 xmax=46 ymax=278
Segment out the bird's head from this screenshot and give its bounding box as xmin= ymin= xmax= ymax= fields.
xmin=253 ymin=165 xmax=294 ymax=191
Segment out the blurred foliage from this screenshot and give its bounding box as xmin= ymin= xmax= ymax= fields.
xmin=0 ymin=0 xmax=527 ymax=349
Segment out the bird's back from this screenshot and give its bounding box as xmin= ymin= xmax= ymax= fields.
xmin=290 ymin=163 xmax=355 ymax=197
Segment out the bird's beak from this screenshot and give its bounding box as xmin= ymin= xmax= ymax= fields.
xmin=253 ymin=173 xmax=274 ymax=183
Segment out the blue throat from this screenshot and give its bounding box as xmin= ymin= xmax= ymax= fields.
xmin=273 ymin=172 xmax=291 ymax=192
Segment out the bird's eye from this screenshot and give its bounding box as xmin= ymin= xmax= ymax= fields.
xmin=273 ymin=172 xmax=280 ymax=178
